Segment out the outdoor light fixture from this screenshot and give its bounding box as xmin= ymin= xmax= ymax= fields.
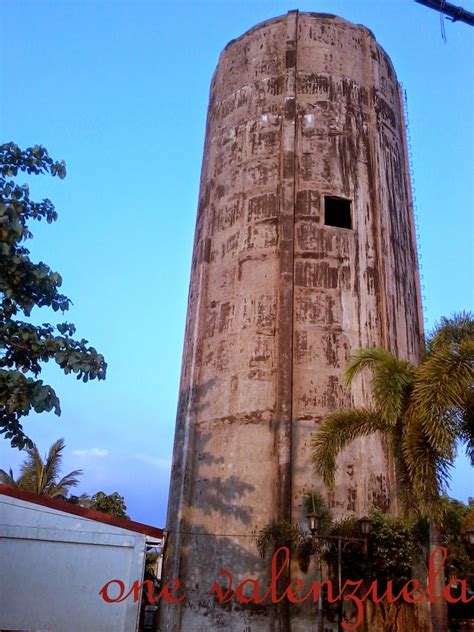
xmin=464 ymin=526 xmax=474 ymax=546
xmin=359 ymin=516 xmax=371 ymax=536
xmin=306 ymin=512 xmax=321 ymax=535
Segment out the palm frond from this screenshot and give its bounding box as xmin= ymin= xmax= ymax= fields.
xmin=52 ymin=469 xmax=83 ymax=496
xmin=310 ymin=408 xmax=387 ymax=488
xmin=76 ymin=493 xmax=91 ymax=507
xmin=387 ymin=423 xmax=418 ymax=518
xmin=460 ymin=388 xmax=474 ymax=465
xmin=344 ymin=347 xmax=396 ymax=385
xmin=344 ymin=347 xmax=414 ymax=425
xmin=415 ymin=457 xmax=450 ymax=525
xmin=408 ymin=339 xmax=474 ymax=454
xmin=8 ymin=438 xmax=81 ymax=497
xmin=43 ymin=438 xmax=66 ymax=488
xmin=18 ymin=442 xmax=44 ymax=493
xmin=427 ymin=312 xmax=474 ymax=354
xmin=0 ymin=467 xmax=17 ymax=486
xmin=371 ymin=360 xmax=414 ymax=427
xmin=318 ymin=319 xmax=473 ymax=523
xmin=402 ymin=420 xmax=453 ymax=521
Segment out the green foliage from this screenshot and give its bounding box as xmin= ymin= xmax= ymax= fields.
xmin=366 ymin=509 xmax=418 ymax=587
xmin=322 ymin=516 xmax=365 ymax=584
xmin=257 ymin=505 xmax=427 ymax=593
xmin=438 ymin=497 xmax=474 ymax=583
xmin=257 ymin=494 xmax=333 ymax=573
xmin=256 ymin=519 xmax=303 ymax=560
xmin=296 ymin=537 xmax=314 ymax=574
xmin=90 ymin=490 xmax=129 ymax=518
xmin=0 ymin=143 xmax=107 ymax=448
xmin=256 ymin=518 xmax=314 ymax=573
xmin=320 ymin=509 xmax=419 ymax=594
xmin=257 ymin=498 xmax=473 ymax=624
xmin=0 ymin=437 xmax=82 ymax=497
xmin=310 ymin=313 xmax=474 ymax=520
xmin=145 ymin=551 xmax=160 ymax=582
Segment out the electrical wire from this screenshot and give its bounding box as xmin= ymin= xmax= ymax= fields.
xmin=440 ymin=0 xmax=448 ymax=42
xmin=164 ymin=530 xmax=257 ymax=538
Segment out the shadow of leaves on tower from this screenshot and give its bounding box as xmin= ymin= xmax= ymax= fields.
xmin=176 ymin=377 xmax=217 ymax=422
xmin=193 ymin=475 xmax=256 ymax=524
xmin=192 ymin=430 xmax=256 ymax=524
xmin=163 ymin=518 xmax=274 ymax=625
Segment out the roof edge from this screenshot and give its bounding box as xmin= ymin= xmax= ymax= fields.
xmin=0 ymin=483 xmax=164 ymax=539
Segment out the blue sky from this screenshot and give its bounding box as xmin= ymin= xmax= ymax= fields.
xmin=0 ymin=0 xmax=472 ymax=526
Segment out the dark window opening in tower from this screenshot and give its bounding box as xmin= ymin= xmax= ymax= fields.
xmin=324 ymin=196 xmax=352 ymax=229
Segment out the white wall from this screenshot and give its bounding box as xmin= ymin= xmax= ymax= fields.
xmin=0 ymin=494 xmax=146 ymax=632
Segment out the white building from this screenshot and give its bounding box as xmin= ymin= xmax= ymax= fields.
xmin=0 ymin=483 xmax=164 ymax=632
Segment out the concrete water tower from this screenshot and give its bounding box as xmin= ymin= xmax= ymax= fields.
xmin=160 ymin=11 xmax=423 ymax=631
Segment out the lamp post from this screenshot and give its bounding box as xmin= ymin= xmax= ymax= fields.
xmin=306 ymin=512 xmax=324 ymax=631
xmin=306 ymin=513 xmax=371 ymax=630
xmin=306 ymin=511 xmax=320 ymax=536
xmin=359 ymin=516 xmax=371 ymax=535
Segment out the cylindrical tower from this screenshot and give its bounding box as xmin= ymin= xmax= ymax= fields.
xmin=160 ymin=11 xmax=423 ymax=631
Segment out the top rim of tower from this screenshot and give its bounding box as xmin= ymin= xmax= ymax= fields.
xmin=219 ymin=10 xmax=397 ymax=85
xmin=223 ymin=11 xmax=379 ymax=52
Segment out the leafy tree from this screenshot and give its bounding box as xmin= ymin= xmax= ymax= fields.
xmin=90 ymin=490 xmax=129 ymax=518
xmin=436 ymin=497 xmax=474 ymax=584
xmin=0 ymin=142 xmax=107 ymax=448
xmin=310 ymin=313 xmax=474 ymax=519
xmin=0 ymin=437 xmax=81 ymax=497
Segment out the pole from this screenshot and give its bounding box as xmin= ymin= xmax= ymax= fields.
xmin=338 ymin=538 xmax=343 ymax=631
xmin=415 ymin=0 xmax=474 ymax=26
xmin=317 ymin=543 xmax=324 ymax=632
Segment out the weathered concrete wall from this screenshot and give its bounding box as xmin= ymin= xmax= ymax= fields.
xmin=160 ymin=11 xmax=423 ymax=632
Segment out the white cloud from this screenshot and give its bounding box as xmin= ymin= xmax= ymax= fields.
xmin=133 ymin=453 xmax=171 ymax=469
xmin=72 ymin=448 xmax=109 ymax=457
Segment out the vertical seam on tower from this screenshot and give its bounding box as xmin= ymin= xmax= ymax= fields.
xmin=366 ymin=31 xmax=389 ymax=351
xmin=290 ymin=10 xmax=298 ymax=527
xmin=280 ymin=9 xmax=298 ymax=526
xmin=277 ymin=17 xmax=298 ymax=632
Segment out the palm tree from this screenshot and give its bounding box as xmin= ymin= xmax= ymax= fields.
xmin=0 ymin=437 xmax=82 ymax=498
xmin=310 ymin=312 xmax=473 ymax=519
